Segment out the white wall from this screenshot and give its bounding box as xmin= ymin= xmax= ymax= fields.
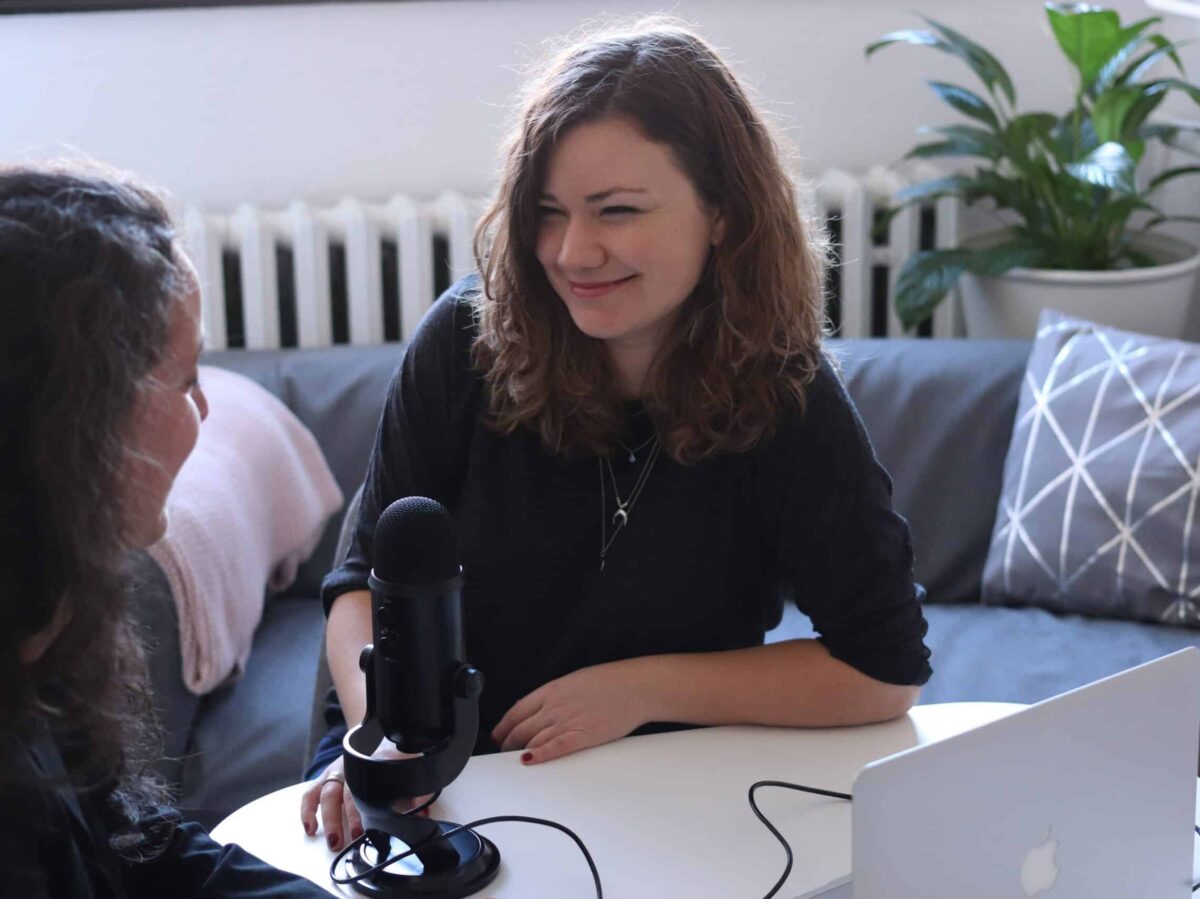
xmin=3 ymin=0 xmax=1197 ymax=211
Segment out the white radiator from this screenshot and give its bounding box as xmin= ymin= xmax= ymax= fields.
xmin=182 ymin=164 xmax=963 ymax=351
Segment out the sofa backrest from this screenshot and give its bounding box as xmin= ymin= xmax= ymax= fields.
xmin=206 ymin=337 xmax=1031 ymax=604
xmin=834 ymin=338 xmax=1030 ymax=603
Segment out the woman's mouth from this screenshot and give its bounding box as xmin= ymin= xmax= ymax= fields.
xmin=568 ymin=274 xmax=636 ymax=299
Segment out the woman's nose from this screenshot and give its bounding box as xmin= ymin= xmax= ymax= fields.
xmin=557 ymin=218 xmax=605 ymax=271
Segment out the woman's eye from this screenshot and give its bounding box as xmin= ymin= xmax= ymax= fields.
xmin=537 ymin=206 xmax=564 ymax=217
xmin=601 ymin=206 xmax=639 ymax=216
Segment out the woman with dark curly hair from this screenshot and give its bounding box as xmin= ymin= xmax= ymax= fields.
xmin=0 ymin=164 xmax=329 ymax=897
xmin=303 ymin=18 xmax=933 ymax=850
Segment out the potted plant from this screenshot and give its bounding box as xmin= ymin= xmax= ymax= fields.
xmin=867 ymin=2 xmax=1200 ymax=338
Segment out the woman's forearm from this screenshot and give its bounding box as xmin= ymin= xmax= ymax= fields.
xmin=632 ymin=638 xmax=919 ymax=729
xmin=326 ymin=589 xmax=372 ymax=727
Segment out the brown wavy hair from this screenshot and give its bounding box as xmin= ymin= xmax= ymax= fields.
xmin=472 ymin=17 xmax=829 ymax=463
xmin=0 ymin=163 xmax=183 ymax=852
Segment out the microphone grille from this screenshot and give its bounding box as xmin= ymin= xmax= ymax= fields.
xmin=372 ymin=496 xmax=459 ymax=584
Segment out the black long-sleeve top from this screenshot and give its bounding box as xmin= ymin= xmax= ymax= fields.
xmin=0 ymin=717 xmax=330 ymax=898
xmin=322 ymin=277 xmax=932 ymax=753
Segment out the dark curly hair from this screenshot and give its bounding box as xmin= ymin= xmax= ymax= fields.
xmin=0 ymin=162 xmax=184 ymax=851
xmin=473 ymin=17 xmax=829 ymax=463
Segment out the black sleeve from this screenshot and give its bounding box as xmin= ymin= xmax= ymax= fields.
xmin=775 ymin=358 xmax=932 ymax=686
xmin=320 ymin=279 xmax=478 ymax=614
xmin=122 ymin=817 xmax=332 ymax=898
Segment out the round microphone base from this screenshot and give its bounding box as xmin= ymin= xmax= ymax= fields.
xmin=347 ymin=821 xmax=500 ymax=899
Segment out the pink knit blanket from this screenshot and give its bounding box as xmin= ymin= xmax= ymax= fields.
xmin=147 ymin=366 xmax=343 ymax=695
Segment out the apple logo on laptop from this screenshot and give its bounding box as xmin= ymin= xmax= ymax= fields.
xmin=1021 ymin=827 xmax=1059 ymax=895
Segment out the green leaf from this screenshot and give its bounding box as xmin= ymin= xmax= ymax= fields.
xmin=1117 ymin=35 xmax=1186 ymax=86
xmin=1147 ymin=165 xmax=1200 ymax=192
xmin=1140 ymin=121 xmax=1200 ymax=159
xmin=1144 ymin=213 xmax=1200 ymax=229
xmin=1095 ymin=195 xmax=1157 ymax=232
xmin=892 ymin=174 xmax=978 ymax=204
xmin=921 ymin=16 xmax=1016 ymax=104
xmin=893 ymin=241 xmax=1045 ymax=328
xmin=1118 ymin=87 xmax=1168 ymax=145
xmin=1006 ymin=112 xmax=1059 ymax=143
xmin=1065 ymin=141 xmax=1136 ymax=193
xmin=865 ymin=28 xmax=942 ymax=57
xmin=1091 ymin=18 xmax=1161 ymax=95
xmin=962 ymin=241 xmax=1047 ymax=275
xmin=894 ymin=249 xmax=970 ymax=328
xmin=1052 ymin=108 xmax=1100 ymax=161
xmin=972 ymin=170 xmax=1036 ymax=214
xmin=1092 ymin=87 xmax=1143 ymax=144
xmin=1145 ymin=77 xmax=1200 ymax=108
xmin=1046 ymin=4 xmax=1124 ymax=89
xmin=905 ymin=134 xmax=999 ymax=161
xmin=928 ymin=81 xmax=1000 ymax=129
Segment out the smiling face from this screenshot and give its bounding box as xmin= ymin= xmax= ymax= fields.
xmin=535 ymin=116 xmax=723 ymax=395
xmin=120 ymin=251 xmax=208 ymax=548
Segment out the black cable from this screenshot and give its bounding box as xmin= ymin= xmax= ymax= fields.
xmin=748 ymin=780 xmax=852 ymax=899
xmin=329 ymin=810 xmax=602 ymax=897
xmin=327 ymin=790 xmax=442 ymax=885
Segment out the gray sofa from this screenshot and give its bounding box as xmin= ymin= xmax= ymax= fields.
xmin=136 ymin=337 xmax=1200 ymax=828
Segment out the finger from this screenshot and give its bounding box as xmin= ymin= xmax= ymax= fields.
xmin=319 ymin=781 xmax=348 ymax=851
xmin=500 ymin=709 xmax=554 ymax=753
xmin=299 ymin=781 xmax=321 ymax=837
xmin=491 ymin=692 xmax=544 ymax=747
xmin=523 ymin=729 xmax=589 ymax=765
xmin=344 ymin=790 xmax=364 ymax=841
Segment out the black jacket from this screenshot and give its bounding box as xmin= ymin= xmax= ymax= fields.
xmin=0 ymin=718 xmax=329 ymax=898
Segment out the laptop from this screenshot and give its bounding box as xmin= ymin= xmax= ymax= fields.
xmin=851 ymin=648 xmax=1200 ymax=898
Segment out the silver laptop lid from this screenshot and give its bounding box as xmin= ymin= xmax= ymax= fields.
xmin=851 ymin=648 xmax=1200 ymax=899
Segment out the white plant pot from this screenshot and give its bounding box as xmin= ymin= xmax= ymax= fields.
xmin=958 ymin=232 xmax=1200 ymax=339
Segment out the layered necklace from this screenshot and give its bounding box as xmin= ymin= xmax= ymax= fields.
xmin=597 ymin=435 xmax=662 ymax=572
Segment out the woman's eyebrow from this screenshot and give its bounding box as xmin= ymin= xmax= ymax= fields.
xmin=539 ymin=187 xmax=649 ymax=204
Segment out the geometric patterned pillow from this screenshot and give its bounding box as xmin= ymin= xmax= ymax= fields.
xmin=980 ymin=309 xmax=1200 ymax=626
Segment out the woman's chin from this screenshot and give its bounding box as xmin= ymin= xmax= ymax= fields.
xmin=125 ymin=509 xmax=169 ymax=550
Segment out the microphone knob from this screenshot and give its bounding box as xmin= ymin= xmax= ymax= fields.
xmin=359 ymin=645 xmax=374 ymax=673
xmin=455 ymin=666 xmax=485 ymax=701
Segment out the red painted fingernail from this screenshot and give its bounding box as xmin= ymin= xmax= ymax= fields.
xmin=304 ymin=821 xmax=315 ymax=836
xmin=350 ymin=826 xmax=363 ymax=840
xmin=419 ymin=808 xmax=430 ymax=817
xmin=521 ymin=752 xmax=533 ymax=764
xmin=328 ymin=834 xmax=340 ymax=851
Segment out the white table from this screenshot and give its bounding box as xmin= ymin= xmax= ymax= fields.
xmin=214 ymin=702 xmax=1032 ymax=897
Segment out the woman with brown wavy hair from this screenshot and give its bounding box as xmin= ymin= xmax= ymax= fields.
xmin=305 ymin=18 xmax=932 ymax=849
xmin=0 ymin=164 xmax=329 ymax=897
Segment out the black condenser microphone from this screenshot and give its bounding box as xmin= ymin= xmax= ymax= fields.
xmin=368 ymin=496 xmax=465 ymax=753
xmin=339 ymin=497 xmax=499 ymax=898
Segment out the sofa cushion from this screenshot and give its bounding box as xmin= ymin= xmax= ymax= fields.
xmin=833 ymin=339 xmax=1030 ymax=603
xmin=981 ymin=310 xmax=1200 ymax=625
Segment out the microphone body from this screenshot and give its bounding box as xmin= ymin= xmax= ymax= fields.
xmin=368 ymin=568 xmax=464 ymax=753
xmin=366 ymin=495 xmax=468 ymax=754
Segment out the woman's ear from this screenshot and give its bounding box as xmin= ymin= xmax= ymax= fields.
xmin=711 ymin=209 xmax=726 ymax=247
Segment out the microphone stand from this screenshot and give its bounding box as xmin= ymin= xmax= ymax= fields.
xmin=341 ymin=648 xmax=500 ymax=898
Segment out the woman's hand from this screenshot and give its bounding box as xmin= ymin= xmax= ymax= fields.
xmin=299 ymin=750 xmax=434 ymax=852
xmin=299 ymin=757 xmax=361 ymax=852
xmin=491 ymin=660 xmax=651 ymax=764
